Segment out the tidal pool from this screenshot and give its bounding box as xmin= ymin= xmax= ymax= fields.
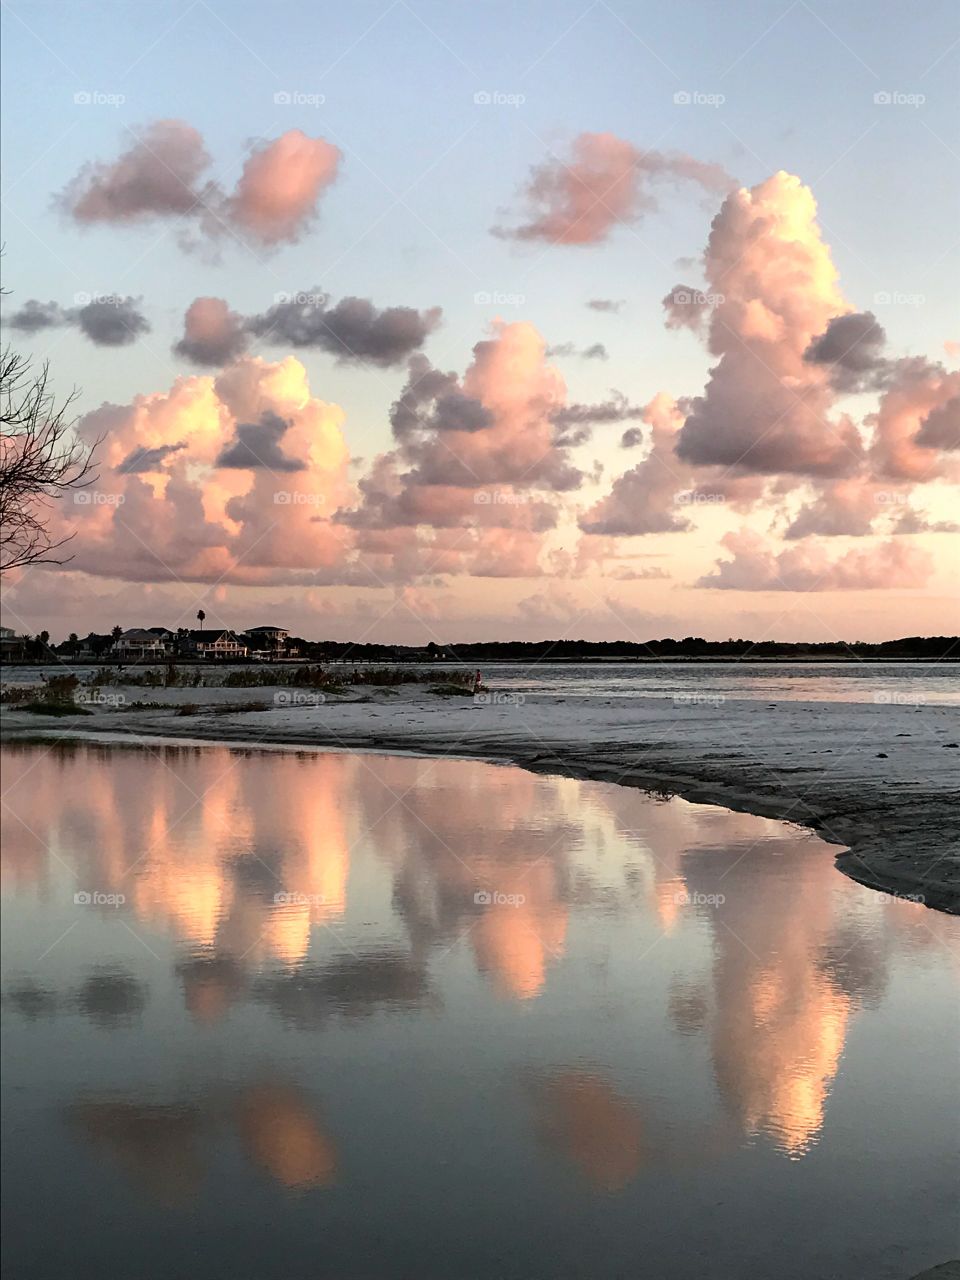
xmin=1 ymin=741 xmax=957 ymax=1279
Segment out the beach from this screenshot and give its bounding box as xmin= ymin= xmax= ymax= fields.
xmin=3 ymin=674 xmax=958 ymax=913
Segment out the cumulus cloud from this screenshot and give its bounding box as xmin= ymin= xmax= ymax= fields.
xmin=493 ymin=132 xmax=733 ymax=245
xmin=172 ymin=290 xmax=441 ymax=368
xmin=51 ymin=356 xmax=354 ymax=586
xmin=222 ymin=131 xmax=340 ymax=246
xmin=868 ymin=360 xmax=960 ymax=479
xmin=58 ymin=120 xmax=341 ymax=252
xmin=674 ymin=173 xmax=864 ymax=477
xmin=7 ymin=295 xmax=150 ymax=346
xmin=698 ymin=529 xmax=933 ymax=591
xmin=342 ymin=323 xmax=584 ymax=579
xmin=580 ymin=394 xmax=763 ymax=537
xmin=174 ymin=297 xmax=248 ymax=366
xmin=246 ymin=292 xmax=441 ymax=366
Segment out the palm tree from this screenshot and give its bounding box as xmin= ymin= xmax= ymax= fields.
xmin=197 ymin=609 xmax=206 ymax=626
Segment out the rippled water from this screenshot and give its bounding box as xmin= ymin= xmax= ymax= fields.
xmin=1 ymin=742 xmax=957 ymax=1279
xmin=479 ymin=660 xmax=960 ymax=704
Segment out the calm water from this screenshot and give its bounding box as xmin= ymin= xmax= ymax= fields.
xmin=1 ymin=742 xmax=957 ymax=1280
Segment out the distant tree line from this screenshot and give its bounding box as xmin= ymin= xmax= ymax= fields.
xmin=288 ymin=636 xmax=958 ymax=663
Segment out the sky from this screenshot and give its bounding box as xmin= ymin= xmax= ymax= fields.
xmin=1 ymin=0 xmax=958 ymax=644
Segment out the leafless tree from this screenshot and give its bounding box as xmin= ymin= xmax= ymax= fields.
xmin=0 ymin=347 xmax=99 ymax=571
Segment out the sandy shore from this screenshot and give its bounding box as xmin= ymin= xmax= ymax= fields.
xmin=2 ymin=680 xmax=958 ymax=913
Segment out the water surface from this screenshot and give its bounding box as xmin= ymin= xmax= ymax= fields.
xmin=1 ymin=742 xmax=957 ymax=1279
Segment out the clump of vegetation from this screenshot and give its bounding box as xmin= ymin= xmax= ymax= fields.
xmin=20 ymin=674 xmax=91 ymax=716
xmin=429 ymin=683 xmax=475 ymax=698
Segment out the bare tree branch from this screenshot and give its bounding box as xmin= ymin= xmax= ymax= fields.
xmin=0 ymin=345 xmax=100 ymax=572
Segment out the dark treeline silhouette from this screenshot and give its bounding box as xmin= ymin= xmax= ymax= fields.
xmin=295 ymin=636 xmax=958 ymax=663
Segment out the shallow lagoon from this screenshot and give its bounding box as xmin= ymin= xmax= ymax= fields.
xmin=1 ymin=742 xmax=957 ymax=1279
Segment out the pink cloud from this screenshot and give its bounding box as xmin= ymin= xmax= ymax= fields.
xmin=675 ymin=172 xmax=864 ymax=477
xmin=224 ymin=131 xmax=340 ymax=246
xmin=494 ymin=132 xmax=732 ymax=245
xmin=699 ymin=529 xmax=933 ymax=591
xmin=59 ymin=121 xmax=341 ymax=251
